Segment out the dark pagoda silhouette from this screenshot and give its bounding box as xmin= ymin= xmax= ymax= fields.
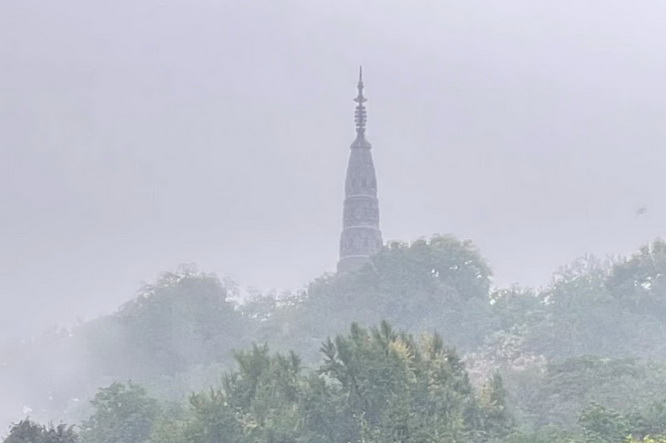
xmin=337 ymin=67 xmax=383 ymax=273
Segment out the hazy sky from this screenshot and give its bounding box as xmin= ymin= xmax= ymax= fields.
xmin=2 ymin=0 xmax=666 ymax=338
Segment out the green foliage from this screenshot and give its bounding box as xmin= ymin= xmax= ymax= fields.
xmin=490 ymin=287 xmax=546 ymax=333
xmin=319 ymin=321 xmax=512 ymax=441
xmin=144 ymin=401 xmax=189 ymax=443
xmin=280 ymin=235 xmax=495 ymax=363
xmin=109 ymin=266 xmax=248 ymax=376
xmin=13 ymin=237 xmax=666 ymax=441
xmin=70 ymin=266 xmax=247 ymax=386
xmin=147 ymin=420 xmax=188 ymax=443
xmin=607 ymin=239 xmax=666 ymax=319
xmin=80 ymin=382 xmax=160 ymax=443
xmin=579 ymin=403 xmax=630 ymax=443
xmin=0 ymin=266 xmax=250 ymax=428
xmin=3 ymin=419 xmax=78 ymax=443
xmin=509 ymin=356 xmax=666 ymax=428
xmin=626 ymin=437 xmax=666 ymax=443
xmin=627 ymin=401 xmax=666 ymax=439
xmin=522 ymin=256 xmax=623 ymax=359
xmin=183 ymin=388 xmax=244 ymax=443
xmin=497 ymin=426 xmax=577 ymax=443
xmin=133 ymin=321 xmax=514 ymax=442
xmin=480 ymin=374 xmax=515 ymax=439
xmin=175 ymin=341 xmax=349 ymax=443
xmin=518 ymin=250 xmax=666 ymax=362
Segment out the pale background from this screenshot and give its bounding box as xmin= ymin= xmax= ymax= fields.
xmin=2 ymin=0 xmax=665 ymax=339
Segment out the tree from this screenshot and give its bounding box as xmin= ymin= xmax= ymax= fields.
xmin=284 ymin=235 xmax=496 ymax=364
xmin=182 ymin=388 xmax=244 ymax=443
xmin=607 ymin=239 xmax=666 ymax=320
xmin=579 ymin=403 xmax=629 ymax=443
xmin=3 ymin=419 xmax=78 ymax=443
xmin=320 ymin=321 xmax=513 ymax=441
xmin=111 ymin=266 xmax=249 ymax=376
xmin=480 ymin=374 xmax=515 ymax=439
xmin=154 ymin=321 xmax=512 ymax=442
xmin=523 ymin=256 xmax=624 ymax=360
xmin=629 ymin=401 xmax=666 ymax=440
xmin=626 ymin=437 xmax=666 ymax=443
xmin=508 ymin=356 xmax=666 ymax=429
xmin=80 ymin=382 xmax=160 ymax=443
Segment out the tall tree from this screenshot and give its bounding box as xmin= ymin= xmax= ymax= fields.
xmin=320 ymin=321 xmax=512 ymax=441
xmin=80 ymin=382 xmax=160 ymax=443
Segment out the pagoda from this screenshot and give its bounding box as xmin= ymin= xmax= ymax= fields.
xmin=337 ymin=67 xmax=383 ymax=273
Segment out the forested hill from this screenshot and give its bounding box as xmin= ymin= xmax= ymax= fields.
xmin=5 ymin=235 xmax=666 ymax=442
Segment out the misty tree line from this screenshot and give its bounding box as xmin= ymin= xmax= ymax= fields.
xmin=5 ymin=235 xmax=666 ymax=441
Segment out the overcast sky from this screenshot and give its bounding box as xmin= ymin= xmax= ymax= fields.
xmin=2 ymin=0 xmax=666 ymax=339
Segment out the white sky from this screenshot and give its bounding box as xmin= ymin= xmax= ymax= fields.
xmin=2 ymin=0 xmax=666 ymax=338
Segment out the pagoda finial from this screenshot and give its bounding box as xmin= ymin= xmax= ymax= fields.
xmin=354 ymin=66 xmax=367 ymax=135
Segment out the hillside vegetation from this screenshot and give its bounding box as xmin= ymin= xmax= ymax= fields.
xmin=5 ymin=235 xmax=666 ymax=442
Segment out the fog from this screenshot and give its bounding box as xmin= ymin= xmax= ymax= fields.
xmin=2 ymin=0 xmax=666 ymax=340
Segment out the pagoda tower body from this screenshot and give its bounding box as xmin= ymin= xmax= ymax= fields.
xmin=337 ymin=68 xmax=383 ymax=273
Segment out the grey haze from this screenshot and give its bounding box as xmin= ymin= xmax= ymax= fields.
xmin=1 ymin=0 xmax=666 ymax=340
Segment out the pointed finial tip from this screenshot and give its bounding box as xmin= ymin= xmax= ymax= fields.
xmin=354 ymin=66 xmax=367 ymax=133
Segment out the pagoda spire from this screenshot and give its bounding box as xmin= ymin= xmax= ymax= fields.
xmin=354 ymin=66 xmax=368 ymax=135
xmin=338 ymin=68 xmax=383 ymax=273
